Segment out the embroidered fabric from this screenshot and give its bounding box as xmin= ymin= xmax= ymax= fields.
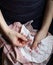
xmin=0 ymin=20 xmax=53 ymax=65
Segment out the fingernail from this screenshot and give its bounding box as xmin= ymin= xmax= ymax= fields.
xmin=26 ymin=38 xmax=28 ymax=41
xmin=25 ymin=39 xmax=28 ymax=41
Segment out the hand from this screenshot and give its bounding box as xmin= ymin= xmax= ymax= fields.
xmin=31 ymin=30 xmax=48 ymax=49
xmin=4 ymin=28 xmax=28 ymax=47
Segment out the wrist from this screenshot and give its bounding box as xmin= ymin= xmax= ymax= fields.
xmin=3 ymin=26 xmax=10 ymax=33
xmin=0 ymin=23 xmax=10 ymax=35
xmin=39 ymin=28 xmax=48 ymax=34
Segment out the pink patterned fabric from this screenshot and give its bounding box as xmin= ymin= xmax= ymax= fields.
xmin=0 ymin=21 xmax=52 ymax=65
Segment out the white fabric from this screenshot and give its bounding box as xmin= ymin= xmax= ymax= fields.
xmin=20 ymin=25 xmax=53 ymax=63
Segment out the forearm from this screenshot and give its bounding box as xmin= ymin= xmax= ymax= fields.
xmin=41 ymin=0 xmax=53 ymax=33
xmin=0 ymin=10 xmax=9 ymax=34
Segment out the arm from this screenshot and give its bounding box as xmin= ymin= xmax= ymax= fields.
xmin=41 ymin=0 xmax=53 ymax=33
xmin=31 ymin=0 xmax=53 ymax=49
xmin=0 ymin=10 xmax=27 ymax=47
xmin=0 ymin=10 xmax=9 ymax=34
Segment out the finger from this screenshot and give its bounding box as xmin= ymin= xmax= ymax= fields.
xmin=16 ymin=33 xmax=28 ymax=41
xmin=22 ymin=39 xmax=32 ymax=45
xmin=12 ymin=38 xmax=23 ymax=47
xmin=31 ymin=41 xmax=38 ymax=50
xmin=13 ymin=41 xmax=23 ymax=47
xmin=21 ymin=33 xmax=27 ymax=38
xmin=19 ymin=39 xmax=32 ymax=47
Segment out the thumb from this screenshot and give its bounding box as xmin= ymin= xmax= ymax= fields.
xmin=12 ymin=37 xmax=23 ymax=47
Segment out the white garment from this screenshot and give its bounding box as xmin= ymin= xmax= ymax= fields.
xmin=20 ymin=25 xmax=53 ymax=63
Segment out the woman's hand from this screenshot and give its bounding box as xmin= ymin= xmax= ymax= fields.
xmin=31 ymin=29 xmax=48 ymax=49
xmin=4 ymin=27 xmax=28 ymax=47
xmin=31 ymin=0 xmax=53 ymax=50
